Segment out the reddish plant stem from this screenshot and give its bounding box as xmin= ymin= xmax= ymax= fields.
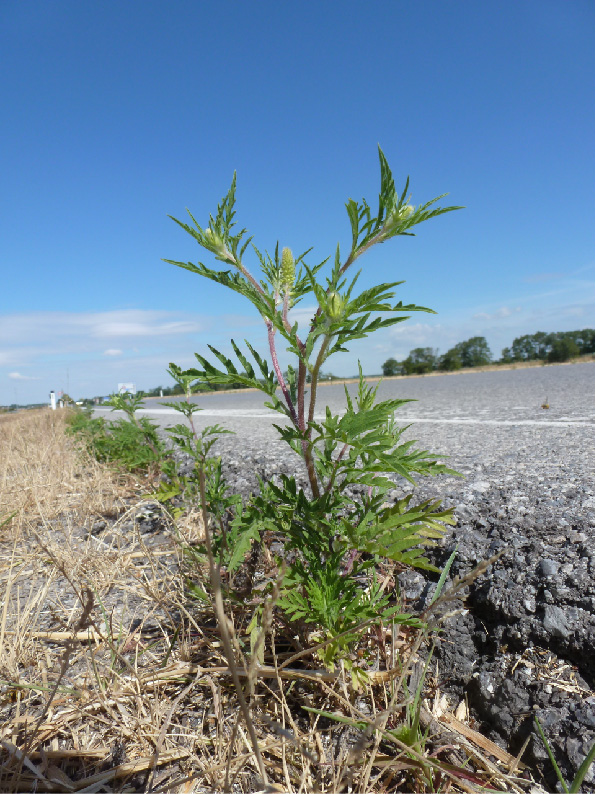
xmin=297 ymin=359 xmax=306 ymax=433
xmin=232 ymin=256 xmax=318 ymax=495
xmin=267 ymin=321 xmax=319 ymax=498
xmin=266 ymin=320 xmax=299 ymax=428
xmin=281 ymin=289 xmax=307 ymax=358
xmin=303 ymin=444 xmax=320 ymax=499
xmin=229 ymin=255 xmax=266 ymax=297
xmin=296 ymin=358 xmax=320 ymax=498
xmin=282 ymin=290 xmax=290 ymax=328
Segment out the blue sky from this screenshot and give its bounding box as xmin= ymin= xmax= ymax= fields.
xmin=1 ymin=0 xmax=593 ymax=404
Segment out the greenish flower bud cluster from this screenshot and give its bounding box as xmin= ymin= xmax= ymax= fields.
xmin=205 ymin=227 xmax=233 ymax=260
xmin=326 ymin=291 xmax=344 ymax=321
xmin=280 ymin=247 xmax=295 ymax=290
xmin=385 ymin=203 xmax=415 ymax=232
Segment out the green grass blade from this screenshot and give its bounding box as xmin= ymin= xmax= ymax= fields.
xmin=569 ymin=742 xmax=595 ymax=793
xmin=534 ymin=716 xmax=569 ymax=794
xmin=0 ymin=511 xmax=17 ymax=529
xmin=428 ymin=544 xmax=458 ymax=606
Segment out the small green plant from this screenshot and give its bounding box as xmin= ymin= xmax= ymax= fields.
xmin=66 ymin=395 xmax=164 ymax=472
xmin=166 ymin=147 xmax=463 ymax=667
xmin=155 ymin=367 xmax=237 ymax=554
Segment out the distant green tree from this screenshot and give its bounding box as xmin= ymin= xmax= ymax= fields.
xmin=455 ymin=336 xmax=492 ymax=367
xmin=547 ymin=337 xmax=580 ymax=362
xmin=569 ymin=328 xmax=595 ymax=354
xmin=441 ymin=337 xmax=491 ymax=369
xmin=382 ymin=357 xmax=401 ymax=376
xmin=510 ymin=332 xmax=549 ymax=361
xmin=507 ymin=329 xmax=594 ymax=362
xmin=500 ymin=347 xmax=514 ymax=364
xmin=438 ymin=348 xmax=463 ymax=371
xmin=401 ymin=347 xmax=438 ymax=375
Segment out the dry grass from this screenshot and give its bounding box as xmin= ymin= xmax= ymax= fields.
xmin=0 ymin=409 xmax=126 ymax=538
xmin=0 ymin=409 xmax=550 ymax=793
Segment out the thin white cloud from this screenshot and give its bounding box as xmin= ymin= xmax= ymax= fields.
xmin=0 ymin=351 xmax=21 ymax=366
xmin=221 ymin=313 xmax=263 ymax=329
xmin=565 ymin=306 xmax=586 ymax=318
xmin=389 ymin=322 xmax=441 ymax=344
xmin=0 ymin=308 xmax=266 ymax=404
xmin=523 ymin=273 xmax=566 ymax=284
xmin=523 ymin=264 xmax=594 ymax=284
xmin=473 ymin=306 xmax=521 ymax=321
xmin=0 ymin=310 xmax=205 ymax=345
xmin=522 ymin=302 xmax=592 ymax=323
xmin=91 ymin=317 xmax=202 ymax=338
xmin=8 ymin=372 xmax=40 ymax=380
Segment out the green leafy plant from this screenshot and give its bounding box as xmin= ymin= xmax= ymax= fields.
xmin=165 ymin=147 xmax=463 ymax=666
xmin=156 ymin=367 xmax=237 ymax=557
xmin=66 ymin=396 xmax=164 ymax=472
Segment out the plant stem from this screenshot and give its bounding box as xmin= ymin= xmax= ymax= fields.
xmin=267 ymin=319 xmax=320 ymax=494
xmin=307 ymin=335 xmax=331 ymax=430
xmin=294 ymin=358 xmax=320 ymax=498
xmin=302 ymin=443 xmax=320 ymax=499
xmin=324 ymin=442 xmax=350 ymax=495
xmin=229 ymin=255 xmax=266 ymax=297
xmin=339 ymin=227 xmax=387 ymax=277
xmin=297 ymin=359 xmax=306 ymax=433
xmin=197 ymin=468 xmax=268 ymax=785
xmin=266 ymin=321 xmax=299 ymax=428
xmin=232 ymin=249 xmax=319 ymax=500
xmin=282 ymin=290 xmax=290 ymax=328
xmin=306 ymin=227 xmax=388 ymax=334
xmin=185 ymin=387 xmax=198 ymax=440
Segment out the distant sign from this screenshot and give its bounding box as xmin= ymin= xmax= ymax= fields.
xmin=117 ymin=383 xmax=136 ymax=395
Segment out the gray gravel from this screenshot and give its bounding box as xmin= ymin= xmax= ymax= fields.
xmin=97 ymin=361 xmax=595 ymax=789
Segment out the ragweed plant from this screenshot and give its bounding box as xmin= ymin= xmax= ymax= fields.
xmin=156 ymin=367 xmax=238 ymax=558
xmin=166 ymin=147 xmax=463 ymax=666
xmin=66 ymin=393 xmax=164 ymax=472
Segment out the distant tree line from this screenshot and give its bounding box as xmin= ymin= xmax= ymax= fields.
xmin=501 ymin=329 xmax=594 ymax=364
xmin=382 ymin=328 xmax=594 ymax=377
